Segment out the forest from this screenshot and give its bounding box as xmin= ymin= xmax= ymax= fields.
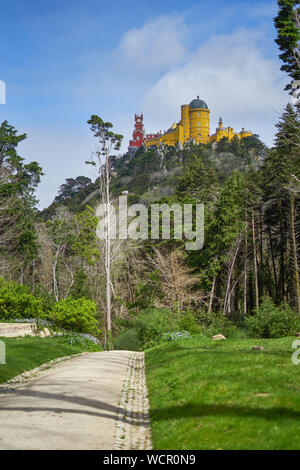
xmin=0 ymin=0 xmax=299 ymax=350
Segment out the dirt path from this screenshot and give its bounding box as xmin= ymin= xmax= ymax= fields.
xmin=0 ymin=350 xmax=152 ymax=450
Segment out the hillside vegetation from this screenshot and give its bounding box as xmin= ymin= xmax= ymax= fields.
xmin=0 ymin=104 xmax=299 ymax=350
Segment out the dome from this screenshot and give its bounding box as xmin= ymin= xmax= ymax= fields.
xmin=189 ymin=96 xmax=208 ymax=109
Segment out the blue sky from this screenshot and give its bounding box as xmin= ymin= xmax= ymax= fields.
xmin=0 ymin=0 xmax=289 ymax=208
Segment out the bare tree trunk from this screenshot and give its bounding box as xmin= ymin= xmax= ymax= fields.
xmin=104 ymin=148 xmax=112 ymax=348
xmin=208 ymin=277 xmax=216 ymax=314
xmin=290 ymin=193 xmax=300 ymax=316
xmin=268 ymin=224 xmax=278 ymax=295
xmin=87 ymin=116 xmax=123 ymax=349
xmin=223 ymin=236 xmax=242 ymax=315
xmin=252 ymin=209 xmax=259 ymax=310
xmin=244 ymin=227 xmax=248 ymax=316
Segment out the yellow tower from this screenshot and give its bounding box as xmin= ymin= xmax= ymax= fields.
xmin=188 ymin=96 xmax=210 ymax=144
xmin=143 ymin=96 xmax=252 ymax=149
xmin=181 ymin=104 xmax=190 ymax=145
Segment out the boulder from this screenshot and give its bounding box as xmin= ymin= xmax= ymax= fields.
xmin=212 ymin=334 xmax=226 ymax=340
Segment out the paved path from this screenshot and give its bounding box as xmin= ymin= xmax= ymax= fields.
xmin=0 ymin=350 xmax=151 ymax=450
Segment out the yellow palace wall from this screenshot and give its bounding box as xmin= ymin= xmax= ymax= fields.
xmin=144 ymin=101 xmax=252 ymax=149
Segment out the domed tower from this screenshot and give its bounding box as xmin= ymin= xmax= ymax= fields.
xmin=189 ymin=96 xmax=210 ymax=144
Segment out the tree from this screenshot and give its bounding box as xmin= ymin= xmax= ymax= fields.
xmin=196 ymin=171 xmax=246 ymax=313
xmin=146 ymin=247 xmax=203 ymax=311
xmin=257 ymin=103 xmax=300 ymax=312
xmin=40 ymin=206 xmax=98 ymax=301
xmin=87 ymin=115 xmax=123 ymax=349
xmin=176 ymin=153 xmax=219 ymax=205
xmin=54 ymin=176 xmax=92 ymax=203
xmin=274 ymin=0 xmax=300 ymax=90
xmin=0 ymin=121 xmax=43 ymax=283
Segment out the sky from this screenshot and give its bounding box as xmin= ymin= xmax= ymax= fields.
xmin=0 ymin=0 xmax=290 ymax=208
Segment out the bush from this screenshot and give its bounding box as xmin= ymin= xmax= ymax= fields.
xmin=193 ymin=310 xmax=244 ymax=338
xmin=50 ymin=297 xmax=100 ymax=335
xmin=113 ymin=329 xmax=143 ymax=351
xmin=0 ymin=277 xmax=45 ymax=320
xmin=245 ymin=297 xmax=300 ymax=338
xmin=32 ymin=285 xmax=56 ymax=315
xmin=113 ymin=308 xmax=180 ymax=350
xmin=134 ymin=308 xmax=180 ymax=349
xmin=178 ymin=311 xmax=201 ymax=334
xmin=206 ymin=315 xmax=243 ymax=338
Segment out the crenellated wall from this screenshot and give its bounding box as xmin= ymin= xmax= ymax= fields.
xmin=143 ymin=98 xmax=252 ymax=149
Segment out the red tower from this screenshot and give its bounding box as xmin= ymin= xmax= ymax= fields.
xmin=128 ymin=114 xmax=144 ymax=152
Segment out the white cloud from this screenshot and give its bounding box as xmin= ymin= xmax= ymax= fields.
xmin=20 ymin=16 xmax=291 ymax=209
xmin=141 ymin=28 xmax=289 ymax=145
xmin=115 ymin=15 xmax=188 ymax=74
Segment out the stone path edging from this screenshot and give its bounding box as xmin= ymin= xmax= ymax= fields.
xmin=114 ymin=352 xmax=152 ymax=450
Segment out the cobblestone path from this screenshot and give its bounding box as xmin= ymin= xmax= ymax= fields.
xmin=114 ymin=352 xmax=152 ymax=450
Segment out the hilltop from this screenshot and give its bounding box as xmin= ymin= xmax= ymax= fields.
xmin=42 ymin=134 xmax=266 ymax=217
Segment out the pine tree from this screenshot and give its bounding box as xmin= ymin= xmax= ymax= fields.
xmin=176 ymin=153 xmax=219 ymax=204
xmin=274 ymin=0 xmax=300 ymax=89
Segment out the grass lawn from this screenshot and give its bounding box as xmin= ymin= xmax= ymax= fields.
xmin=0 ymin=335 xmax=100 ymax=385
xmin=145 ymin=336 xmax=300 ymax=450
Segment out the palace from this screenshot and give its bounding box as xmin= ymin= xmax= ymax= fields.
xmin=128 ymin=97 xmax=252 ymax=152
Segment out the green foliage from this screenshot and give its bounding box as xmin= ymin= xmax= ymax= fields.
xmin=189 ymin=310 xmax=244 ymax=338
xmin=263 ymin=104 xmax=300 ymax=196
xmin=32 ymin=285 xmax=56 ymax=314
xmin=127 ymin=271 xmax=162 ymax=310
xmin=113 ymin=308 xmax=180 ymax=350
xmin=87 ymin=115 xmax=123 ymax=154
xmin=176 ymin=153 xmax=219 ymax=204
xmin=54 ymin=176 xmax=92 ymax=203
xmin=69 ymin=268 xmax=92 ymax=299
xmin=0 ymin=277 xmax=45 ymax=319
xmin=0 ymin=121 xmax=43 ymax=266
xmin=204 ymin=314 xmax=244 ymax=339
xmin=72 ymin=206 xmax=99 ymax=264
xmin=245 ymin=297 xmax=300 ymax=338
xmin=274 ymin=0 xmax=300 ymax=89
xmin=178 ymin=311 xmax=201 ymax=334
xmin=133 ymin=309 xmax=179 ymax=349
xmin=114 ymin=309 xmax=207 ymax=351
xmin=113 ymin=328 xmax=143 ymax=351
xmin=50 ymin=297 xmax=100 ymax=335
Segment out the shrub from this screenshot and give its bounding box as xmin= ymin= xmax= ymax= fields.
xmin=32 ymin=285 xmax=55 ymax=315
xmin=178 ymin=311 xmax=201 ymax=334
xmin=0 ymin=277 xmax=45 ymax=320
xmin=206 ymin=315 xmax=243 ymax=338
xmin=193 ymin=311 xmax=244 ymax=338
xmin=113 ymin=328 xmax=143 ymax=351
xmin=50 ymin=297 xmax=100 ymax=335
xmin=245 ymin=297 xmax=300 ymax=338
xmin=134 ymin=308 xmax=180 ymax=349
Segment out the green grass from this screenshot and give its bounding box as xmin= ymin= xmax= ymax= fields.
xmin=145 ymin=336 xmax=300 ymax=450
xmin=0 ymin=335 xmax=100 ymax=385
